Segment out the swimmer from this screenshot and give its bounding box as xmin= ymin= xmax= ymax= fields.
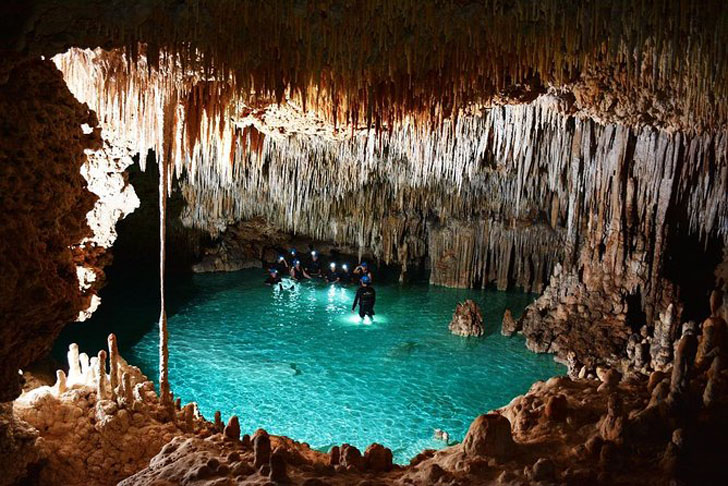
xmin=338 ymin=263 xmax=352 ymax=284
xmin=353 ymin=261 xmax=373 ymax=283
xmin=264 ymin=268 xmax=282 ymax=286
xmin=434 ymin=429 xmax=451 ymax=444
xmin=276 ymin=254 xmax=289 ymax=270
xmin=290 ymin=259 xmax=311 ymax=281
xmin=326 ymin=262 xmax=340 ymax=283
xmin=351 ymin=275 xmax=375 ymax=320
xmin=307 ymin=250 xmax=322 ymax=277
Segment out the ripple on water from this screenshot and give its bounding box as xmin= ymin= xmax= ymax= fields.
xmin=62 ymin=269 xmax=565 ymax=463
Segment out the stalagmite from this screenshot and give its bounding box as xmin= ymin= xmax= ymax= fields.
xmin=501 ymin=309 xmax=519 ymax=337
xmin=96 ymin=350 xmax=108 ymax=400
xmin=703 ymin=355 xmax=725 ymax=408
xmin=224 ymin=416 xmax=240 ymax=441
xmin=107 ymin=334 xmax=120 ymax=399
xmin=667 ymin=332 xmax=698 ymax=409
xmin=269 ymin=448 xmax=288 ymax=483
xmin=448 ymin=300 xmax=485 ymax=337
xmin=53 ymin=370 xmax=67 ymax=396
xmin=253 ymin=431 xmax=271 ymax=469
xmin=67 ymin=343 xmax=81 ymax=384
xmin=79 ymin=353 xmax=90 ymax=379
xmin=121 ymin=372 xmax=133 ymax=405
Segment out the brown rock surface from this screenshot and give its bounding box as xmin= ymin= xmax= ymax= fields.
xmin=448 ymin=300 xmax=485 ymax=337
xmin=0 ymin=57 xmax=100 ymax=400
xmin=462 ymin=413 xmax=515 ymax=460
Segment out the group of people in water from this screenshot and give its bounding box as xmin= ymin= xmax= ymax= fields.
xmin=264 ymin=248 xmax=376 ymax=319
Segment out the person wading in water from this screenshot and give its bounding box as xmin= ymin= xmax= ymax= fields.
xmin=352 ymin=275 xmax=376 ymax=320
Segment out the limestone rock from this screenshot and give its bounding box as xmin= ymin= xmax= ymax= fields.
xmin=363 ymin=443 xmax=393 ymax=472
xmin=339 ymin=444 xmax=364 ymax=470
xmin=545 ymin=394 xmax=568 ymax=422
xmin=269 ymin=447 xmax=289 ymax=483
xmin=254 ymin=430 xmax=271 ymax=469
xmin=501 ymin=309 xmax=519 ymax=336
xmin=463 ymin=413 xmax=515 ymax=460
xmin=449 ymin=300 xmax=485 ymax=337
xmin=224 ymin=415 xmax=240 ymax=441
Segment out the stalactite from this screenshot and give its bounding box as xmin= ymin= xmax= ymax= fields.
xmin=54 ymin=43 xmax=728 ymax=294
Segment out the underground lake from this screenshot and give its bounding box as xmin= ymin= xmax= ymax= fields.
xmin=55 ymin=267 xmax=565 ymax=463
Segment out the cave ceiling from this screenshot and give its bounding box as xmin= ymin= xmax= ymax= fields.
xmin=3 ymin=0 xmax=728 ymax=136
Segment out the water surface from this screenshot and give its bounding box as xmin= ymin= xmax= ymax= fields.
xmin=57 ymin=268 xmax=564 ymax=463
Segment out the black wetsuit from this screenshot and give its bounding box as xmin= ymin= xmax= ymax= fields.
xmin=291 ymin=266 xmax=307 ymax=281
xmin=275 ymin=261 xmax=289 ymax=274
xmin=264 ymin=275 xmax=282 ymax=285
xmin=307 ymin=259 xmax=322 ymax=276
xmin=326 ymin=270 xmax=339 ymax=283
xmin=352 ymin=285 xmax=376 ymax=318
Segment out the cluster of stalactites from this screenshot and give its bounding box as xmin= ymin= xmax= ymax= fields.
xmin=54 ymin=47 xmax=246 ymax=194
xmin=179 ymin=97 xmax=727 ymax=291
xmin=45 ymin=0 xmax=728 ymax=132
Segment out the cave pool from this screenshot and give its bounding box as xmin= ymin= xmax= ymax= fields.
xmin=56 ymin=268 xmax=565 ymax=463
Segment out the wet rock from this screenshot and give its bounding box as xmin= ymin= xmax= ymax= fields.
xmin=363 ymin=443 xmax=393 ymax=472
xmin=501 ymin=309 xmax=519 ymax=336
xmin=254 ymin=430 xmax=272 ymax=469
xmin=339 ymin=444 xmax=364 ymax=470
xmin=224 ymin=415 xmax=240 ymax=440
xmin=529 ymin=458 xmax=555 ymax=482
xmin=545 ymin=394 xmax=568 ymax=422
xmin=328 ymin=446 xmax=340 ymax=466
xmin=270 ymin=448 xmax=289 ymax=483
xmin=449 ymin=300 xmax=485 ymax=337
xmin=463 ymin=414 xmax=515 ymax=460
xmin=426 ymin=464 xmax=446 ymax=483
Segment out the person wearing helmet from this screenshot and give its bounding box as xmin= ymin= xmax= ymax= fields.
xmin=274 ymin=253 xmax=290 ymax=274
xmin=264 ymin=268 xmax=282 ymax=286
xmin=338 ymin=263 xmax=352 ymax=284
xmin=290 ymin=259 xmax=311 ymax=281
xmin=353 ymin=261 xmax=373 ymax=283
xmin=352 ymin=275 xmax=376 ymax=319
xmin=307 ymin=250 xmax=322 ymax=277
xmin=326 ymin=262 xmax=340 ymax=283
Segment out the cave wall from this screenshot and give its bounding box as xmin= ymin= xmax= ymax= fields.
xmin=0 ymin=57 xmax=101 ymax=400
xmin=1 ymin=0 xmax=725 ymax=400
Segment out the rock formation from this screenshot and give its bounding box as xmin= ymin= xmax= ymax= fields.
xmin=7 ymin=336 xmax=211 ymax=486
xmin=448 ymin=300 xmax=485 ymax=337
xmin=0 ymin=57 xmax=101 ymax=400
xmin=1 ymin=1 xmax=728 ymax=485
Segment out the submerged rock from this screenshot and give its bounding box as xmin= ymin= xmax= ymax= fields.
xmin=449 ymin=300 xmax=485 ymax=337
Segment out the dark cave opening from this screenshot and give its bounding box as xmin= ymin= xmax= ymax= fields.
xmin=663 ymin=229 xmax=725 ymax=323
xmin=625 ymin=287 xmax=647 ymax=333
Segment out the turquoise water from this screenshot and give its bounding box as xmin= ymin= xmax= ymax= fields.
xmin=56 ymin=268 xmax=564 ymax=463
